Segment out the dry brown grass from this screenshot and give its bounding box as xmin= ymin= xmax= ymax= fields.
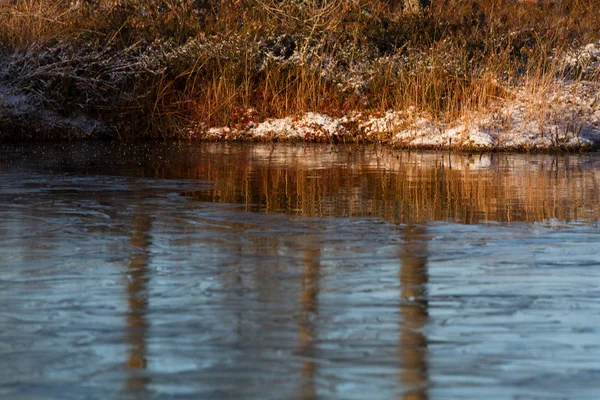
xmin=0 ymin=1 xmax=81 ymax=47
xmin=1 ymin=0 xmax=599 ymax=139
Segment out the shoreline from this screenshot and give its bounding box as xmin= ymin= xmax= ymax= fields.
xmin=1 ymin=116 xmax=598 ymax=153
xmin=2 ymin=1 xmax=599 ymax=152
xmin=3 ymin=104 xmax=598 ymax=153
xmin=3 ymin=51 xmax=598 ymax=152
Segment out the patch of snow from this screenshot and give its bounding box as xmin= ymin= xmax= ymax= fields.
xmin=252 ymin=112 xmax=346 ymax=140
xmin=563 ymin=41 xmax=600 ymax=77
xmin=206 ymin=126 xmax=233 ymax=138
xmin=357 ymin=110 xmax=410 ymax=136
xmin=203 ymin=112 xmax=348 ymax=141
xmin=199 ymin=88 xmax=600 ymax=149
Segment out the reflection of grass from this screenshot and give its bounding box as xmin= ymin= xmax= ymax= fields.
xmin=1 ymin=1 xmax=599 ymax=140
xmin=180 ymin=150 xmax=600 ymax=224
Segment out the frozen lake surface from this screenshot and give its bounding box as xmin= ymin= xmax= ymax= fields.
xmin=1 ymin=143 xmax=599 ymax=399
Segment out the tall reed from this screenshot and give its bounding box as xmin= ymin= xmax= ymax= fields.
xmin=1 ymin=0 xmax=599 ymax=139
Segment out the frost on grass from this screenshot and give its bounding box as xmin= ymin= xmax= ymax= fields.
xmin=0 ymin=81 xmax=106 ymax=139
xmin=204 ymin=112 xmax=349 ymax=141
xmin=193 ymin=38 xmax=600 ymax=151
xmin=471 ymin=82 xmax=600 ymax=150
xmin=194 ymin=78 xmax=600 ymax=151
xmin=563 ymin=40 xmax=600 ymax=79
xmin=0 ymin=40 xmax=155 ymax=139
xmin=1 ymin=13 xmax=599 ymax=150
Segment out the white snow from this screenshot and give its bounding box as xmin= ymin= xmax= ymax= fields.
xmin=204 ymin=112 xmax=347 ymax=141
xmin=197 ymin=41 xmax=600 ymax=151
xmin=199 ymin=80 xmax=600 ymax=150
xmin=252 ymin=112 xmax=346 ymax=139
xmin=563 ymin=41 xmax=600 ymax=77
xmin=2 ymin=38 xmax=599 ymax=150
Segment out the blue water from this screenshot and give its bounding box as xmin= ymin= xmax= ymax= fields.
xmin=0 ymin=143 xmax=599 ymax=399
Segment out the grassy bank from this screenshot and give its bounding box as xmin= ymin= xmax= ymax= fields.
xmin=1 ymin=0 xmax=599 ymax=150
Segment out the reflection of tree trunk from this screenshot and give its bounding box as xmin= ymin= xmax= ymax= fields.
xmin=398 ymin=225 xmax=429 ymax=400
xmin=297 ymin=244 xmax=320 ymax=400
xmin=125 ymin=213 xmax=152 ymax=391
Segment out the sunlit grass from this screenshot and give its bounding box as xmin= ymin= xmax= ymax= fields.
xmin=0 ymin=0 xmax=599 ymax=140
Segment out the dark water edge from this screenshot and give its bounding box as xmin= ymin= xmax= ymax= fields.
xmin=1 ymin=142 xmax=600 ymax=399
xmin=1 ymin=132 xmax=599 ymax=153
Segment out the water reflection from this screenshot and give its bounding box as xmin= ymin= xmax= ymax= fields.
xmin=297 ymin=242 xmax=320 ymax=400
xmin=398 ymin=226 xmax=429 ymax=400
xmin=125 ymin=211 xmax=152 ymax=393
xmin=12 ymin=143 xmax=599 ymax=224
xmin=166 ymin=144 xmax=600 ymax=224
xmin=1 ymin=143 xmax=600 ymax=400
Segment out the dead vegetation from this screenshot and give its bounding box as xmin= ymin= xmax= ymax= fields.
xmin=0 ymin=0 xmax=599 ymax=144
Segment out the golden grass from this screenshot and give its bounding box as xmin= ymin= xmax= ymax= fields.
xmin=0 ymin=0 xmax=599 ymax=139
xmin=177 ymin=146 xmax=600 ymax=224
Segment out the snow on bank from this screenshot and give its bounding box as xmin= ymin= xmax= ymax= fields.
xmin=4 ymin=73 xmax=599 ymax=148
xmin=197 ymin=41 xmax=600 ymax=151
xmin=198 ymin=79 xmax=600 ymax=151
xmin=564 ymin=42 xmax=600 ymax=78
xmin=205 ymin=112 xmax=347 ymax=141
xmin=1 ymin=36 xmax=598 ymax=149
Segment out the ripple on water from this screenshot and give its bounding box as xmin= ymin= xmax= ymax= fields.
xmin=0 ymin=143 xmax=600 ymax=399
